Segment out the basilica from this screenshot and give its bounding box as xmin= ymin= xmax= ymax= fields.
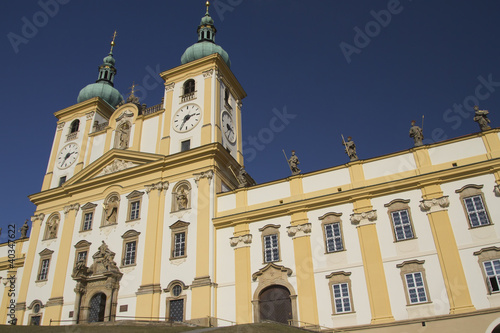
xmin=1 ymin=3 xmax=500 ymax=332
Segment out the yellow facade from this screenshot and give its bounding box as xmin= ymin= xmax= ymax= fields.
xmin=3 ymin=5 xmax=500 ymax=333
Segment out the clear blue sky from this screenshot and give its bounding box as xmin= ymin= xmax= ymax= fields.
xmin=1 ymin=0 xmax=500 ymax=240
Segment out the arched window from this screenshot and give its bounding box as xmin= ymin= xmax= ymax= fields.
xmin=70 ymin=119 xmax=80 ymax=134
xmin=183 ymin=79 xmax=195 ymax=95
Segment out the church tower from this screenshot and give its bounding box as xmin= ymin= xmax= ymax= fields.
xmin=159 ymin=1 xmax=246 ymax=165
xmin=16 ymin=2 xmax=249 ymax=326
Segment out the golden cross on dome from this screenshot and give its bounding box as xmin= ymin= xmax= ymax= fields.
xmin=110 ymin=30 xmax=117 ymax=53
xmin=206 ymin=1 xmax=210 ymax=14
xmin=129 ymin=81 xmax=136 ymax=95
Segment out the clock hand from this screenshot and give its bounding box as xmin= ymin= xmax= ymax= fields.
xmin=61 ymin=153 xmax=70 ymax=165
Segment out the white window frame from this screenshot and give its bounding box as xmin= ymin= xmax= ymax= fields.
xmin=173 ymin=232 xmax=186 ymax=258
xmin=463 ymin=195 xmax=490 ymax=227
xmin=123 ymin=241 xmax=136 ymax=266
xmin=483 ymin=259 xmax=500 ymax=293
xmin=397 ymin=259 xmax=431 ymax=306
xmin=263 ymin=234 xmax=280 ymax=263
xmin=324 ymin=222 xmax=344 ymax=253
xmin=332 ymin=282 xmax=352 ymax=313
xmin=474 ymin=247 xmax=500 ymax=294
xmin=391 ymin=209 xmax=414 ymax=241
xmin=405 ymin=272 xmax=428 ymax=304
xmin=456 ymin=184 xmax=492 ymax=229
xmin=259 ymin=224 xmax=281 ymax=264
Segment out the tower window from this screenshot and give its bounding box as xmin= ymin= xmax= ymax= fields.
xmin=70 ymin=119 xmax=80 ymax=134
xmin=183 ymin=79 xmax=195 ymax=95
xmin=181 ymin=140 xmax=191 ymax=152
xmin=59 ymin=176 xmax=67 ymax=186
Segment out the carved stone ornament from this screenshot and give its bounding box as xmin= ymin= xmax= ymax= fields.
xmin=287 ymin=223 xmax=312 ymax=238
xmin=252 ymin=263 xmax=292 ymax=282
xmin=64 ymin=203 xmax=80 ymax=214
xmin=230 ymin=234 xmax=252 ymax=248
xmin=494 ymin=185 xmax=500 ymax=197
xmin=350 ymin=210 xmax=377 ymax=225
xmin=72 ymin=241 xmax=122 ymax=323
xmin=202 ymin=69 xmax=214 ymax=78
xmin=419 ymin=196 xmax=450 ymax=213
xmin=86 ymin=111 xmax=95 ymax=120
xmin=145 ymin=181 xmax=169 ymax=194
xmin=215 ymin=69 xmax=223 ymax=81
xmin=31 ymin=213 xmax=45 ymax=223
xmin=116 ymin=110 xmax=134 ymax=122
xmin=194 ymin=170 xmax=214 ymax=186
xmin=165 ymin=82 xmax=175 ymax=91
xmin=97 ymin=160 xmax=138 ymax=177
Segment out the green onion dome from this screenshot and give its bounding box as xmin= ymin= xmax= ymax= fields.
xmin=181 ymin=1 xmax=231 ymax=68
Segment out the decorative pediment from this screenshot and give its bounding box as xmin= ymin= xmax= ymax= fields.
xmin=64 ymin=149 xmax=164 ymax=186
xmin=96 ymin=159 xmax=138 ymax=177
xmin=39 ymin=248 xmax=54 ymax=256
xmin=252 ymin=263 xmax=292 ymax=282
xmin=126 ymin=190 xmax=145 ymax=199
xmin=170 ymin=220 xmax=190 ymax=230
xmin=74 ymin=240 xmax=92 ymax=249
xmin=80 ymin=202 xmax=97 ymax=210
xmin=122 ymin=230 xmax=141 ymax=238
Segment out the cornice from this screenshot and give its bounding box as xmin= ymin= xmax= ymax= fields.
xmin=54 ymin=97 xmax=115 ymax=121
xmin=213 ymin=157 xmax=500 ymax=228
xmin=29 ymin=143 xmax=233 ymax=206
xmin=159 ymin=53 xmax=246 ymax=100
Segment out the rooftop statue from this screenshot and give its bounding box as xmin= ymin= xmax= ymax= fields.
xmin=343 ymin=136 xmax=358 ymax=161
xmin=287 ymin=150 xmax=301 ymax=175
xmin=473 ymin=106 xmax=492 ymax=131
xmin=409 ymin=120 xmax=424 ymax=147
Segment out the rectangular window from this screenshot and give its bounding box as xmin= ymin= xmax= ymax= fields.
xmin=332 ymin=283 xmax=351 ymax=313
xmin=264 ymin=234 xmax=280 ymax=262
xmin=123 ymin=241 xmax=136 ymax=266
xmin=77 ymin=251 xmax=87 ymax=265
xmin=30 ymin=316 xmax=41 ymax=325
xmin=464 ymin=195 xmax=490 ymax=227
xmin=325 ymin=222 xmax=343 ymax=252
xmin=39 ymin=259 xmax=50 ymax=281
xmin=483 ymin=259 xmax=500 ymax=293
xmin=181 ymin=140 xmax=191 ymax=152
xmin=405 ymin=272 xmax=428 ymax=304
xmin=130 ymin=201 xmax=140 ymax=220
xmin=58 ymin=176 xmax=66 ymax=187
xmin=391 ymin=209 xmax=414 ymax=241
xmin=83 ymin=212 xmax=93 ymax=231
xmin=173 ymin=232 xmax=186 ymax=258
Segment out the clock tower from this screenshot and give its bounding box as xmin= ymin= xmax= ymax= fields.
xmin=159 ymin=1 xmax=246 ymax=165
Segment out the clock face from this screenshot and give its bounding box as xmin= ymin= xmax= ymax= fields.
xmin=57 ymin=143 xmax=79 ymax=169
xmin=221 ymin=111 xmax=236 ymax=143
xmin=173 ymin=104 xmax=201 ymax=133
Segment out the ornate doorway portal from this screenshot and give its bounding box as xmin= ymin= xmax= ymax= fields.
xmin=259 ymin=285 xmax=292 ymax=324
xmin=251 ymin=263 xmax=298 ymax=324
xmin=72 ymin=241 xmax=122 ymax=323
xmin=88 ymin=293 xmax=107 ymax=323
